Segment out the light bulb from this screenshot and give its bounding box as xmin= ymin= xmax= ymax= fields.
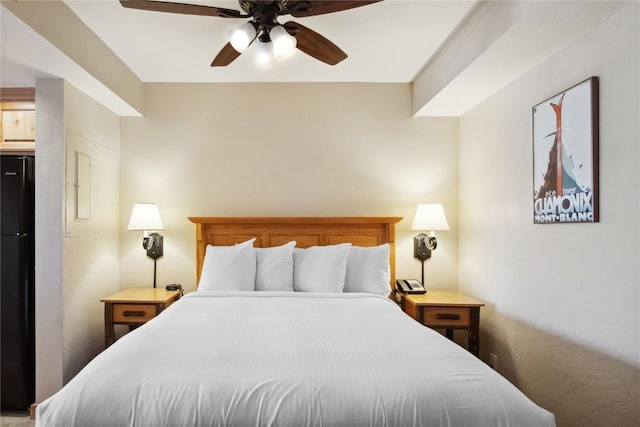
xmin=270 ymin=25 xmax=297 ymax=58
xmin=256 ymin=39 xmax=276 ymax=66
xmin=229 ymin=21 xmax=256 ymax=53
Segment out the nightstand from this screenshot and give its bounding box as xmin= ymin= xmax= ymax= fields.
xmin=401 ymin=290 xmax=485 ymax=357
xmin=101 ymin=288 xmax=181 ymax=347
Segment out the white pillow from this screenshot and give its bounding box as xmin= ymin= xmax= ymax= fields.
xmin=344 ymin=243 xmax=391 ymax=295
xmin=293 ymin=243 xmax=352 ymax=292
xmin=255 ymin=241 xmax=296 ymax=291
xmin=198 ymin=238 xmax=256 ymax=291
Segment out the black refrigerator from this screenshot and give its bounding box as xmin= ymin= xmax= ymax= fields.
xmin=1 ymin=155 xmax=35 ymax=410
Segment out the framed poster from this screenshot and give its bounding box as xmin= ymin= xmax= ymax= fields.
xmin=532 ymin=77 xmax=599 ymax=224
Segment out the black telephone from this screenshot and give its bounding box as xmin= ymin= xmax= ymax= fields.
xmin=166 ymin=284 xmax=183 ymax=295
xmin=395 ymin=279 xmax=426 ymax=294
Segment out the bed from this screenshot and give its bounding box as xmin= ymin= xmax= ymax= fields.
xmin=36 ymin=217 xmax=555 ymax=426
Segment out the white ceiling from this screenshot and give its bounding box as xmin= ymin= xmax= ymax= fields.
xmin=2 ymin=0 xmax=477 ymax=84
xmin=1 ymin=1 xmax=626 ymax=117
xmin=66 ymin=0 xmax=478 ymax=83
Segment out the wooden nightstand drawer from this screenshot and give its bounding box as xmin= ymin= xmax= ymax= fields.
xmin=401 ymin=291 xmax=485 ymax=357
xmin=112 ymin=304 xmax=156 ymax=323
xmin=422 ymin=306 xmax=470 ymax=327
xmin=102 ymin=288 xmax=181 ymax=347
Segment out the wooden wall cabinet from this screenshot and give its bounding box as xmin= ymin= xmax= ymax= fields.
xmin=1 ymin=87 xmax=36 ymax=153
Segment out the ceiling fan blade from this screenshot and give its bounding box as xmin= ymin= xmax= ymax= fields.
xmin=284 ymin=21 xmax=347 ymax=65
xmin=211 ymin=43 xmax=242 ymax=67
xmin=288 ymin=1 xmax=381 ymax=18
xmin=119 ymin=0 xmax=242 ymax=18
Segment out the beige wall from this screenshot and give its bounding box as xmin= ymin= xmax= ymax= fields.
xmin=61 ymin=82 xmax=120 ymax=383
xmin=119 ymin=83 xmax=459 ymax=292
xmin=34 ymin=79 xmax=65 ymax=402
xmin=458 ymin=4 xmax=639 ymax=426
xmin=34 ymin=79 xmax=120 ymax=401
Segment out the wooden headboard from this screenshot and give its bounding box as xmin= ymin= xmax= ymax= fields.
xmin=188 ymin=217 xmax=402 ymax=289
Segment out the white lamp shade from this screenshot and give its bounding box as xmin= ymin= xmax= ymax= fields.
xmin=412 ymin=204 xmax=449 ymax=231
xmin=127 ymin=203 xmax=164 ymax=231
xmin=270 ymin=25 xmax=297 ymax=58
xmin=229 ymin=21 xmax=256 ymax=53
xmin=256 ymin=39 xmax=276 ymax=65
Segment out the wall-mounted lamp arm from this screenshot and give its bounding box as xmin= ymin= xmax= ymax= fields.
xmin=142 ymin=233 xmax=153 ymax=250
xmin=423 ymin=233 xmax=438 ymax=251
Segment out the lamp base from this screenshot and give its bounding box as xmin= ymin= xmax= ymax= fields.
xmin=146 ymin=232 xmax=163 ymax=260
xmin=413 ymin=233 xmax=432 ymax=261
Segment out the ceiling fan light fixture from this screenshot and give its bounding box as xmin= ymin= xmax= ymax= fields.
xmin=118 ymin=0 xmax=383 ymax=67
xmin=229 ymin=21 xmax=256 ymax=53
xmin=255 ymin=39 xmax=276 ymax=66
xmin=270 ymin=25 xmax=297 ymax=58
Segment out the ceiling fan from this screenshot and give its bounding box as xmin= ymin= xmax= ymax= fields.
xmin=119 ymin=0 xmax=382 ymax=66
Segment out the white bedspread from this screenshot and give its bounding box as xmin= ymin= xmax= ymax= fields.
xmin=36 ymin=292 xmax=555 ymax=426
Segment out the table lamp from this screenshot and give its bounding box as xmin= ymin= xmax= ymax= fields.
xmin=127 ymin=203 xmax=164 ymax=288
xmin=411 ymin=204 xmax=449 ymax=286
